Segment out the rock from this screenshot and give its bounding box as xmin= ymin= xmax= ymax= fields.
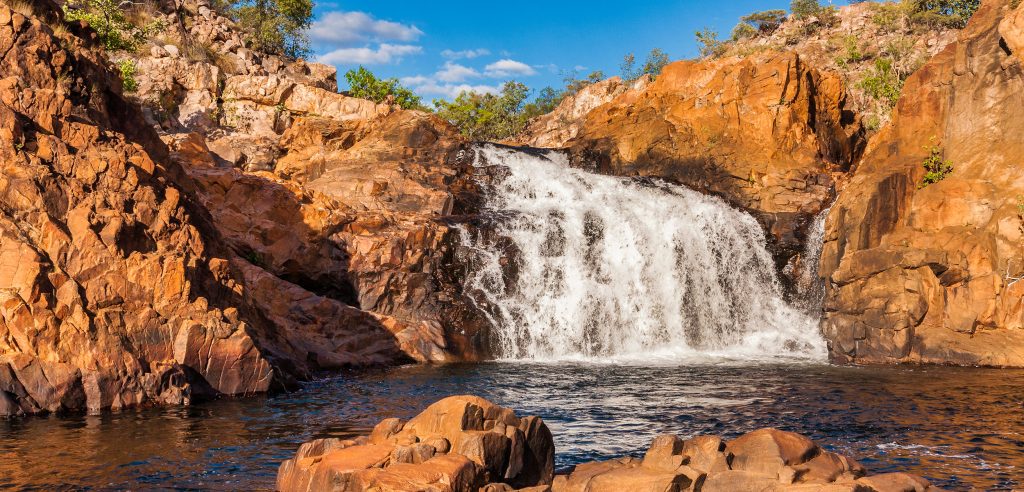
xmin=726 ymin=428 xmax=820 ymax=477
xmin=999 ymin=1 xmax=1024 ymax=63
xmin=545 ymin=52 xmax=865 ymax=276
xmin=820 ymin=0 xmax=1024 ymax=366
xmin=163 ymin=44 xmax=179 ymax=58
xmin=856 ymin=472 xmax=934 ymax=492
xmin=277 ymin=396 xmax=555 ymax=492
xmin=0 ymin=0 xmax=419 ymax=417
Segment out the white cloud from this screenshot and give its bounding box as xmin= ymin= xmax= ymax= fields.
xmin=309 ymin=11 xmax=423 ymax=46
xmin=318 ymin=44 xmax=423 ymax=65
xmin=440 ymin=48 xmax=491 ymax=60
xmin=483 ymin=59 xmax=537 ymax=78
xmin=435 ymin=62 xmax=481 ymax=83
xmin=415 ymin=82 xmax=502 ymax=99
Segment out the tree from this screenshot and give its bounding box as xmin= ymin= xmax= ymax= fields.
xmin=695 ymin=27 xmax=725 ymax=59
xmin=739 ymin=9 xmax=788 ymax=35
xmin=563 ymin=70 xmax=605 ymax=95
xmin=433 ymin=81 xmax=532 ymax=141
xmin=344 ymin=67 xmax=423 ymax=110
xmin=621 ymin=53 xmax=639 ymax=81
xmin=229 ymin=0 xmax=313 ymax=58
xmin=523 ymin=86 xmax=564 ymax=119
xmin=63 ymin=0 xmax=162 ymax=51
xmin=790 ymin=0 xmax=824 ymax=20
xmin=904 ymin=0 xmax=980 ymax=28
xmin=641 ymin=48 xmax=670 ymax=78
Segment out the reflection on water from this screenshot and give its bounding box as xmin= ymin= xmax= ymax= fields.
xmin=1 ymin=362 xmax=1022 ymax=490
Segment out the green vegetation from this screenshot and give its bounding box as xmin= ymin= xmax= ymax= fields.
xmin=858 ymin=58 xmax=903 ymax=109
xmin=116 ymin=59 xmax=138 ymax=92
xmin=433 ymin=81 xmax=532 ymax=141
xmin=695 ymin=27 xmax=725 ymax=59
xmin=344 ymin=67 xmax=424 ymax=110
xmin=834 ymin=35 xmax=866 ymax=68
xmin=219 ymin=0 xmax=313 ymax=58
xmin=905 ymin=0 xmax=980 ymax=28
xmin=63 ymin=0 xmax=162 ymax=51
xmin=620 ymin=48 xmax=671 ymax=81
xmin=733 ymin=9 xmax=787 ymax=40
xmin=919 ymin=143 xmax=953 ymax=188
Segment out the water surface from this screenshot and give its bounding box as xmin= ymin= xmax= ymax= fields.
xmin=2 ymin=362 xmax=1022 ymax=490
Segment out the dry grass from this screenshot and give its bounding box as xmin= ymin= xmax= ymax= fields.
xmin=3 ymin=0 xmax=35 ymax=17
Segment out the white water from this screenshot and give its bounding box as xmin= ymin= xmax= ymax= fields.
xmin=460 ymin=145 xmax=826 ymax=362
xmin=792 ymin=207 xmax=831 ymax=313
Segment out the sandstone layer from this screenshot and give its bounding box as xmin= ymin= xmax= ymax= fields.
xmin=522 ymin=52 xmax=866 ymax=277
xmin=278 ymin=396 xmax=940 ymax=492
xmin=820 ymin=0 xmax=1024 ymax=366
xmin=0 ymin=0 xmax=482 ymax=418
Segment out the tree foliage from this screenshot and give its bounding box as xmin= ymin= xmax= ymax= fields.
xmin=63 ymin=0 xmax=162 ymax=51
xmin=622 ymin=49 xmax=671 ymax=80
xmin=741 ymin=9 xmax=788 ymax=35
xmin=904 ymin=0 xmax=980 ymax=28
xmin=433 ymin=81 xmax=532 ymax=141
xmin=790 ymin=0 xmax=825 ymax=20
xmin=344 ymin=66 xmax=423 ymax=110
xmin=695 ymin=27 xmax=725 ymax=59
xmin=225 ymin=0 xmax=313 ymax=58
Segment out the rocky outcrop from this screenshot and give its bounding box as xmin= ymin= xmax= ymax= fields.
xmin=0 ymin=0 xmax=479 ymax=418
xmin=820 ymin=0 xmax=1024 ymax=366
xmin=528 ymin=53 xmax=865 ymax=274
xmin=277 ymin=395 xmax=555 ymax=491
xmin=278 ymin=396 xmax=941 ymax=492
xmin=515 ymin=75 xmax=650 ymax=148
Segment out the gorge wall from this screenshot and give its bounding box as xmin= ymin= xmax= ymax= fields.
xmin=0 ymin=0 xmax=485 ymax=417
xmin=820 ymin=0 xmax=1024 ymax=366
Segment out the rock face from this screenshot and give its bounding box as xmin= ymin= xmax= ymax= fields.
xmin=820 ymin=0 xmax=1024 ymax=366
xmin=522 ymin=53 xmax=865 ymax=275
xmin=0 ymin=1 xmax=481 ymax=418
xmin=279 ymin=397 xmax=941 ymax=492
xmin=277 ymin=396 xmax=555 ymax=491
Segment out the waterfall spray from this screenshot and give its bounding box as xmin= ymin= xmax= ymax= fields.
xmin=460 ymin=145 xmax=826 ymax=362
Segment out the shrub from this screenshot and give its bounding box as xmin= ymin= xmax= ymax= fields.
xmin=919 ymin=143 xmax=953 ymax=187
xmin=63 ymin=0 xmax=162 ymax=51
xmin=522 ymin=86 xmax=564 ymax=119
xmin=117 ymin=59 xmax=138 ymax=92
xmin=791 ymin=0 xmax=824 ymax=20
xmin=433 ymin=81 xmax=532 ymax=141
xmin=223 ymin=0 xmax=313 ymax=58
xmin=739 ymin=9 xmax=788 ymax=35
xmin=834 ymin=35 xmax=866 ymax=68
xmin=904 ymin=0 xmax=980 ymax=29
xmin=731 ymin=22 xmax=758 ymax=41
xmin=695 ymin=27 xmax=725 ymax=59
xmin=621 ymin=49 xmax=670 ymax=80
xmin=344 ymin=66 xmax=423 ymax=110
xmin=858 ymin=57 xmax=903 ymax=109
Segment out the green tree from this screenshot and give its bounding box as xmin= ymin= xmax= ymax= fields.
xmin=641 ymin=48 xmax=670 ymax=78
xmin=63 ymin=0 xmax=162 ymax=51
xmin=344 ymin=66 xmax=423 ymax=110
xmin=433 ymin=81 xmax=532 ymax=141
xmin=790 ymin=0 xmax=824 ymax=20
xmin=904 ymin=0 xmax=980 ymax=28
xmin=563 ymin=70 xmax=605 ymax=95
xmin=230 ymin=0 xmax=313 ymax=58
xmin=523 ymin=86 xmax=564 ymax=119
xmin=695 ymin=27 xmax=725 ymax=59
xmin=739 ymin=9 xmax=788 ymax=35
xmin=621 ymin=53 xmax=639 ymax=81
xmin=731 ymin=22 xmax=758 ymax=41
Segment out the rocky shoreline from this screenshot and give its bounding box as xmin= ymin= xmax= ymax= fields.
xmin=277 ymin=395 xmax=940 ymax=492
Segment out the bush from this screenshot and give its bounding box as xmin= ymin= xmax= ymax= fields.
xmin=791 ymin=0 xmax=824 ymax=20
xmin=117 ymin=59 xmax=138 ymax=92
xmin=63 ymin=0 xmax=162 ymax=51
xmin=904 ymin=0 xmax=980 ymax=28
xmin=834 ymin=35 xmax=866 ymax=68
xmin=225 ymin=0 xmax=313 ymax=58
xmin=695 ymin=28 xmax=725 ymax=59
xmin=433 ymin=81 xmax=532 ymax=141
xmin=858 ymin=57 xmax=903 ymax=109
xmin=344 ymin=67 xmax=423 ymax=110
xmin=919 ymin=143 xmax=953 ymax=187
xmin=739 ymin=9 xmax=788 ymax=35
xmin=522 ymin=86 xmax=564 ymax=119
xmin=731 ymin=22 xmax=758 ymax=41
xmin=621 ymin=49 xmax=671 ymax=81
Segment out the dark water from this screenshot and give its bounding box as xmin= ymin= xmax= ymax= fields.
xmin=1 ymin=361 xmax=1023 ymax=490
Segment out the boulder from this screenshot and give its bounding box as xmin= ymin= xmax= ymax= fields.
xmin=276 ymin=396 xmax=556 ymax=492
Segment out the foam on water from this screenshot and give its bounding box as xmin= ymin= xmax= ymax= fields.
xmin=459 ymin=144 xmax=827 ymax=362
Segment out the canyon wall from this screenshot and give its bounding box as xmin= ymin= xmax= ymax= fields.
xmin=820 ymin=0 xmax=1024 ymax=366
xmin=0 ymin=0 xmax=484 ymax=417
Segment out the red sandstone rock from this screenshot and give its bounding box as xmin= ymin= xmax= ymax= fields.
xmin=820 ymin=0 xmax=1024 ymax=366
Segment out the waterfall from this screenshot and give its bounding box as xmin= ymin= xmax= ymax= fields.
xmin=460 ymin=145 xmax=826 ymax=362
xmin=792 ymin=207 xmax=831 ymax=313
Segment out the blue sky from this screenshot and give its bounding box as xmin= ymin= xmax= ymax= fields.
xmin=309 ymin=0 xmax=806 ymax=100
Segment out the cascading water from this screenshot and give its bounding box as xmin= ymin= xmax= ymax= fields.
xmin=460 ymin=144 xmax=826 ymax=362
xmin=792 ymin=207 xmax=832 ymax=313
